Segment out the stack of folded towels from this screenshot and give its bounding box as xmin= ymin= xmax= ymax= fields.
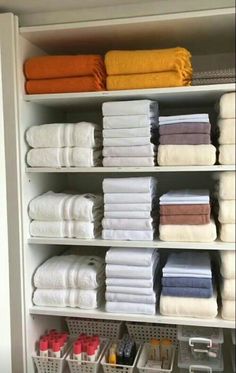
xmin=160 ymin=251 xmax=218 ymax=319
xmin=29 ymin=191 xmax=103 ymax=239
xmin=105 ymin=47 xmax=192 ymax=90
xmin=102 ymin=177 xmax=157 ymax=241
xmin=217 ymin=92 xmax=235 ymax=165
xmin=157 ymin=114 xmax=216 ymax=166
xmin=105 ymin=247 xmax=160 ymax=315
xmin=159 ymin=190 xmax=217 ymax=242
xmin=220 ymin=251 xmax=235 ymax=321
xmin=33 ymin=255 xmax=105 ymax=309
xmin=26 ymin=122 xmax=102 ymax=168
xmin=102 ymin=100 xmax=158 ymax=167
xmin=24 ymin=55 xmax=106 ymax=94
xmin=192 ymin=67 xmax=236 ymax=85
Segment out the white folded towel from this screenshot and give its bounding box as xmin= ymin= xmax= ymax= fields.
xmin=103 ymin=137 xmax=151 ymax=147
xmin=220 ymin=251 xmax=235 ymax=279
xmin=218 ymin=199 xmax=235 ymax=224
xmin=102 ymin=100 xmax=158 ymax=116
xmin=103 ymin=115 xmax=156 ymax=129
xmin=219 ymin=144 xmax=235 ymax=165
xmin=106 ymin=301 xmax=156 ymax=315
xmin=102 ymin=229 xmax=154 ymax=241
xmin=157 ymin=145 xmax=216 ymax=166
xmin=160 ymin=189 xmax=209 ymax=204
xmin=218 ymin=118 xmax=236 ymax=144
xmin=106 ymin=285 xmax=156 ymax=295
xmin=26 ymin=122 xmax=101 ymax=148
xmin=106 ymin=278 xmax=154 ymax=288
xmin=104 ymin=203 xmax=152 ymax=211
xmin=30 ymin=220 xmax=99 ymax=239
xmin=103 ymin=157 xmax=155 ymax=167
xmin=29 ymin=191 xmax=103 ymax=221
xmin=105 ymin=247 xmax=157 ymax=266
xmin=159 ymin=114 xmax=209 ymax=125
xmin=104 ymin=211 xmax=151 ymax=218
xmin=221 ymin=299 xmax=235 ymax=320
xmin=218 ymin=92 xmax=235 ymax=119
xmin=106 ymin=292 xmax=156 ymax=304
xmin=104 ymin=193 xmax=152 ymax=204
xmin=103 ymin=127 xmax=151 ymax=138
xmin=33 ymin=288 xmax=103 ymax=309
xmin=103 ymin=145 xmax=155 ymax=157
xmin=215 ymin=172 xmax=235 ymax=200
xmin=34 ymin=255 xmax=104 ymax=290
xmin=27 ymin=148 xmax=102 ymax=168
xmin=221 ymin=278 xmax=235 ymax=300
xmin=163 ymin=252 xmax=212 ymax=278
xmin=103 ymin=177 xmax=156 ymax=194
xmin=220 ymin=223 xmax=235 ymax=242
xmin=102 ymin=218 xmax=153 ymax=230
xmin=159 ymin=220 xmax=217 ymax=242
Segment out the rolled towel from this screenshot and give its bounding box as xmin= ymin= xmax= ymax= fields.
xmin=106 ymin=285 xmax=156 ymax=295
xmin=106 ymin=301 xmax=156 ymax=315
xmin=218 ymin=200 xmax=235 ymax=223
xmin=103 ymin=127 xmax=151 ymax=138
xmin=221 ymin=299 xmax=235 ymax=320
xmin=27 ymin=148 xmax=102 ymax=167
xmin=160 ymin=214 xmax=210 ymax=225
xmin=29 ymin=191 xmax=103 ymax=221
xmin=102 ymin=100 xmax=158 ymax=116
xmin=221 ymin=278 xmax=235 ymax=300
xmin=162 ymin=277 xmax=212 ymax=289
xmin=103 ymin=144 xmax=155 ymax=157
xmin=219 ymin=144 xmax=235 ymax=165
xmin=215 ymin=172 xmax=235 ymax=200
xmin=103 ymin=157 xmax=155 ymax=167
xmin=106 ymin=292 xmax=156 ymax=304
xmin=220 ymin=251 xmax=235 ymax=279
xmin=160 ymin=204 xmax=210 ymax=215
xmin=159 ymin=220 xmax=217 ymax=242
xmin=157 ymin=145 xmax=216 ymax=166
xmin=103 ymin=137 xmax=152 ymax=147
xmin=102 ymin=229 xmax=154 ymax=241
xmin=159 ymin=134 xmax=210 ymax=145
xmin=104 ymin=193 xmax=153 ymax=204
xmin=103 ymin=177 xmax=156 ymax=194
xmin=218 ymin=92 xmax=236 ymax=119
xmin=106 ymin=255 xmax=158 ymax=279
xmin=106 ymin=278 xmax=154 ymax=288
xmin=218 ymin=118 xmax=236 ymax=144
xmin=104 ymin=211 xmax=151 ymax=219
xmin=105 ymin=247 xmax=158 ymax=266
xmin=102 ymin=218 xmax=153 ymax=230
xmin=162 ymin=286 xmax=213 ymax=298
xmin=159 ymin=122 xmax=211 ymax=135
xmin=105 ymin=203 xmax=152 ymax=211
xmin=220 ymin=223 xmax=235 ymax=242
xmin=103 ymin=115 xmax=157 ymax=129
xmin=26 ymin=122 xmax=101 ymax=148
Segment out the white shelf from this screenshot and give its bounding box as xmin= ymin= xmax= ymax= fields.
xmin=23 ymin=84 xmax=236 ymax=109
xmin=29 ymin=306 xmax=235 ymax=329
xmin=28 ymin=237 xmax=235 ymax=250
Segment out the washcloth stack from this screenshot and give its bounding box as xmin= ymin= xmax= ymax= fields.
xmin=33 ymin=255 xmax=105 ymax=309
xmin=102 ymin=177 xmax=157 ymax=241
xmin=26 ymin=122 xmax=102 ymax=168
xmin=105 ymin=47 xmax=192 ymax=90
xmin=159 ymin=190 xmax=217 ymax=242
xmin=220 ymin=251 xmax=235 ymax=321
xmin=24 ymin=55 xmax=106 ymax=94
xmin=217 ymin=92 xmax=235 ymax=165
xmin=105 ymin=247 xmax=160 ymax=315
xmin=160 ymin=252 xmax=218 ymax=319
xmin=192 ymin=67 xmax=236 ymax=85
xmin=102 ymin=100 xmax=158 ymax=166
xmin=29 ymin=191 xmax=103 ymax=239
xmin=157 ymin=114 xmax=216 ymax=166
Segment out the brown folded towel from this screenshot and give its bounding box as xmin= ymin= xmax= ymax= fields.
xmin=159 ymin=133 xmax=210 ymax=145
xmin=160 ymin=214 xmax=210 ymax=225
xmin=160 ymin=204 xmax=210 ymax=216
xmin=159 ymin=122 xmax=211 ymax=135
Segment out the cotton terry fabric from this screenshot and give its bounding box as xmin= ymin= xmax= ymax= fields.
xmin=102 ymin=100 xmax=158 ymax=116
xmin=219 ymin=144 xmax=235 ymax=165
xmin=104 ymin=203 xmax=152 ymax=211
xmin=220 ymin=223 xmax=235 ymax=242
xmin=160 ymin=204 xmax=210 ymax=215
xmin=160 ymin=214 xmax=210 ymax=225
xmin=106 ymin=285 xmax=156 ymax=295
xmin=106 ymin=292 xmax=156 ymax=304
xmin=221 ymin=278 xmax=235 ymax=300
xmin=104 ymin=211 xmax=151 ymax=219
xmin=103 ymin=145 xmax=155 ymax=157
xmin=106 ymin=301 xmax=156 ymax=315
xmin=104 ymin=137 xmax=152 ymax=147
xmin=215 ymin=172 xmax=235 ymax=200
xmin=218 ymin=92 xmax=236 ymax=119
xmin=105 ymin=247 xmax=157 ymax=266
xmin=157 ymin=145 xmax=216 ymax=166
xmin=102 ymin=229 xmax=153 ymax=241
xmin=159 ymin=122 xmax=211 ymax=135
xmin=103 ymin=177 xmax=156 ymax=193
xmin=218 ymin=200 xmax=235 ymax=223
xmin=103 ymin=115 xmax=156 ymax=129
xmin=159 ymin=189 xmax=210 ymax=204
xmin=159 ymin=220 xmax=217 ymax=242
xmin=218 ymin=118 xmax=236 ymax=144
xmin=104 ymin=192 xmax=152 ymax=204
xmin=106 ymin=278 xmax=154 ymax=288
xmin=162 ymin=277 xmax=212 ymax=289
xmin=220 ymin=251 xmax=235 ymax=279
xmin=162 ymin=286 xmax=213 ymax=298
xmin=159 ymin=134 xmax=210 ymax=145
xmin=159 ymin=114 xmax=209 ymax=125
xmin=103 ymin=157 xmax=155 ymax=167
xmin=221 ymin=300 xmax=235 ymax=321
xmin=102 ymin=218 xmax=153 ymax=230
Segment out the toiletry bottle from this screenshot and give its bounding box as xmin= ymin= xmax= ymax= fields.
xmin=52 ymin=340 xmax=61 ymax=358
xmin=108 ymin=347 xmax=117 ymax=365
xmin=48 ymin=338 xmax=54 ymax=357
xmin=82 ymin=342 xmax=88 ymax=361
xmin=161 ymin=339 xmax=172 ymax=361
xmin=150 ymin=339 xmax=161 ymax=360
xmin=73 ymin=342 xmax=82 ymax=361
xmin=87 ymin=344 xmax=96 ymax=362
xmin=39 ymin=339 xmax=48 ymax=357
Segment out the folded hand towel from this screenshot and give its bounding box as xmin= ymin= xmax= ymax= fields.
xmin=29 ymin=191 xmax=103 ymax=221
xmin=220 ymin=251 xmax=235 ymax=279
xmin=103 ymin=137 xmax=152 ymax=147
xmin=221 ymin=299 xmax=235 ymax=320
xmin=102 ymin=229 xmax=153 ymax=241
xmin=104 ymin=202 xmax=152 ymax=211
xmin=103 ymin=177 xmax=156 ymax=193
xmin=218 ymin=118 xmax=236 ymax=144
xmin=159 ymin=122 xmax=211 ymax=135
xmin=104 ymin=211 xmax=151 ymax=219
xmin=160 ymin=204 xmax=210 ymax=215
xmin=106 ymin=301 xmax=156 ymax=315
xmin=103 ymin=157 xmax=155 ymax=167
xmin=215 ymin=172 xmax=235 ymax=200
xmin=218 ymin=92 xmax=236 ymax=119
xmin=160 ymin=189 xmax=209 ymax=204
xmin=218 ymin=200 xmax=235 ymax=223
xmin=159 ymin=114 xmax=209 ymax=125
xmin=163 ymin=252 xmax=212 ymax=277
xmin=160 ymin=214 xmax=210 ymax=225
xmin=103 ymin=127 xmax=151 ymax=138
xmin=103 ymin=218 xmax=153 ymax=230
xmin=104 ymin=193 xmax=152 ymax=204
xmin=106 ymin=256 xmax=158 ymax=279
xmin=103 ymin=144 xmax=155 ymax=157
xmin=159 ymin=134 xmax=210 ymax=145
xmin=162 ymin=277 xmax=212 ymax=289
xmin=106 ymin=278 xmax=154 ymax=288
xmin=220 ymin=223 xmax=235 ymax=242
xmin=106 ymin=292 xmax=156 ymax=304
xmin=105 ymin=247 xmax=157 ymax=266
xmin=162 ymin=286 xmax=213 ymax=298
xmin=102 ymin=100 xmax=158 ymax=116
xmin=103 ymin=115 xmax=157 ymax=129
xmin=34 ymin=255 xmax=104 ymax=289
xmin=159 ymin=220 xmax=217 ymax=242
xmin=221 ymin=278 xmax=235 ymax=300
xmin=219 ymin=144 xmax=235 ymax=165
xmin=159 ymin=293 xmax=218 ymax=318
xmin=157 ymin=145 xmax=216 ymax=166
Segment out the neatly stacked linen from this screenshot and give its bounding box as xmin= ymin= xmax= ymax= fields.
xmin=26 ymin=122 xmax=102 ymax=168
xmin=102 ymin=177 xmax=157 ymax=241
xmin=33 ymin=255 xmax=105 ymax=309
xmin=24 ymin=55 xmax=106 ymax=94
xmin=102 ymin=100 xmax=158 ymax=167
xmin=192 ymin=67 xmax=236 ymax=85
xmin=105 ymin=47 xmax=192 ymax=90
xmin=157 ymin=114 xmax=216 ymax=166
xmin=29 ymin=191 xmax=103 ymax=239
xmin=159 ymin=190 xmax=217 ymax=242
xmin=160 ymin=252 xmax=218 ymax=319
xmin=220 ymin=251 xmax=235 ymax=321
xmin=105 ymin=247 xmax=160 ymax=315
xmin=217 ymin=92 xmax=235 ymax=165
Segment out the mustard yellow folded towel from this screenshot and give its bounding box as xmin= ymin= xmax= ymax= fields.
xmin=157 ymin=145 xmax=216 ymax=166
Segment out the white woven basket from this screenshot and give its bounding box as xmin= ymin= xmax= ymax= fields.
xmin=126 ymin=323 xmax=178 ymax=344
xmin=66 ymin=318 xmax=123 ymax=339
xmin=32 ymin=355 xmax=66 ymax=373
xmin=137 ymin=343 xmax=176 ymax=373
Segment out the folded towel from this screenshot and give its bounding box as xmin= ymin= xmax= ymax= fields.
xmin=103 ymin=157 xmax=155 ymax=167
xmin=102 ymin=229 xmax=153 ymax=241
xmin=163 ymin=252 xmax=212 ymax=277
xmin=221 ymin=278 xmax=235 ymax=300
xmin=29 ymin=191 xmax=103 ymax=222
xmin=218 ymin=118 xmax=236 ymax=144
xmin=220 ymin=223 xmax=235 ymax=242
xmin=106 ymin=292 xmax=156 ymax=304
xmin=105 ymin=247 xmax=157 ymax=266
xmin=221 ymin=299 xmax=235 ymax=320
xmin=106 ymin=278 xmax=154 ymax=288
xmin=103 ymin=145 xmax=155 ymax=158
xmin=105 ymin=202 xmax=152 ymax=211
xmin=102 ymin=100 xmax=158 ymax=116
xmin=162 ymin=277 xmax=212 ymax=289
xmin=162 ymin=286 xmax=213 ymax=298
xmin=159 ymin=292 xmax=218 ymax=318
xmin=34 ymin=255 xmax=104 ymax=290
xmin=157 ymin=145 xmax=216 ymax=166
xmin=159 ymin=220 xmax=217 ymax=242
xmin=159 ymin=134 xmax=210 ymax=145
xmin=30 ymin=220 xmax=99 ymax=239
xmin=160 ymin=190 xmax=209 ymax=204
xmin=215 ymin=172 xmax=235 ymax=200
xmin=33 ymin=288 xmax=103 ymax=309
xmin=159 ymin=122 xmax=211 ymax=135
xmin=218 ymin=200 xmax=235 ymax=224
xmin=103 ymin=177 xmax=156 ymax=193
xmin=104 ymin=193 xmax=152 ymax=204
xmin=106 ymin=255 xmax=158 ymax=279
xmin=27 ymin=148 xmax=102 ymax=168
xmin=104 ymin=211 xmax=151 ymax=219
xmin=160 ymin=204 xmax=210 ymax=215
xmin=26 ymin=122 xmax=101 ymax=149
xmin=103 ymin=115 xmax=157 ymax=129
xmin=219 ymin=144 xmax=235 ymax=165
xmin=160 ymin=214 xmax=210 ymax=225
xmin=220 ymin=251 xmax=235 ymax=279
xmin=103 ymin=137 xmax=152 ymax=147
xmin=159 ymin=114 xmax=209 ymax=125
xmin=218 ymin=92 xmax=236 ymax=119
xmin=102 ymin=218 xmax=153 ymax=230
xmin=103 ymin=127 xmax=151 ymax=138
xmin=106 ymin=301 xmax=156 ymax=315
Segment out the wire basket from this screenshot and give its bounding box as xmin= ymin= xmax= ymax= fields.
xmin=137 ymin=343 xmax=176 ymax=373
xmin=32 ymin=354 xmax=67 ymax=373
xmin=126 ymin=323 xmax=178 ymax=344
xmin=66 ymin=318 xmax=123 ymax=339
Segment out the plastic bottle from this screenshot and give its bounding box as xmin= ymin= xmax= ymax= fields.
xmin=52 ymin=340 xmax=61 ymax=358
xmin=87 ymin=343 xmax=96 ymax=362
xmin=150 ymin=339 xmax=161 ymax=360
xmin=161 ymin=339 xmax=172 ymax=361
xmin=39 ymin=339 xmax=48 ymax=357
xmin=82 ymin=342 xmax=88 ymax=361
xmin=108 ymin=346 xmax=117 ymax=365
xmin=48 ymin=338 xmax=54 ymax=357
xmin=73 ymin=342 xmax=82 ymax=361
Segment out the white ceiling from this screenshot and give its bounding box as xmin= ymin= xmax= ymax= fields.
xmin=0 ymin=0 xmax=145 ymax=14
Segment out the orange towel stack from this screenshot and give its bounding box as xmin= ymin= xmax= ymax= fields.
xmin=24 ymin=55 xmax=106 ymax=94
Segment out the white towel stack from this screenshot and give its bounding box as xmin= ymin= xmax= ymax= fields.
xmin=102 ymin=177 xmax=157 ymax=241
xmin=105 ymin=247 xmax=159 ymax=315
xmin=217 ymin=92 xmax=235 ymax=165
xmin=29 ymin=191 xmax=103 ymax=239
xmin=33 ymin=255 xmax=105 ymax=309
xmin=26 ymin=122 xmax=102 ymax=167
xmin=102 ymin=100 xmax=158 ymax=166
xmin=220 ymin=251 xmax=235 ymax=321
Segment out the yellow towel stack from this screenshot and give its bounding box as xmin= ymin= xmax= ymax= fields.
xmin=105 ymin=47 xmax=192 ymax=90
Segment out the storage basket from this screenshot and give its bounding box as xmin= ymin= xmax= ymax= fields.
xmin=66 ymin=318 xmax=123 ymax=339
xmin=137 ymin=343 xmax=175 ymax=373
xmin=126 ymin=323 xmax=177 ymax=344
xmin=32 ymin=354 xmax=67 ymax=373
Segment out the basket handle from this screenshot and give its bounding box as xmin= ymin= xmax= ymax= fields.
xmin=189 ymin=365 xmax=212 ymax=373
xmin=189 ymin=337 xmax=212 ymax=348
